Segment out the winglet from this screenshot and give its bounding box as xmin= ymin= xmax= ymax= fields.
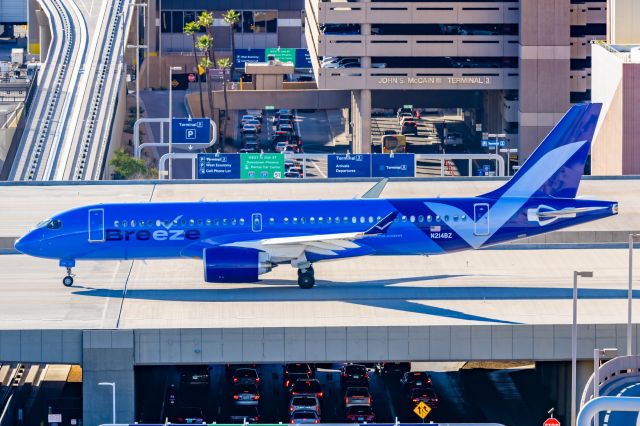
xmin=360 ymin=178 xmax=388 ymax=199
xmin=364 ymin=211 xmax=398 ymax=235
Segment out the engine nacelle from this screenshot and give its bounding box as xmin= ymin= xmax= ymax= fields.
xmin=203 ymin=247 xmax=272 ymax=283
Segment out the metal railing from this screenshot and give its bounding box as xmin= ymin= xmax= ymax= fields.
xmin=580 ymin=355 xmax=640 ymax=407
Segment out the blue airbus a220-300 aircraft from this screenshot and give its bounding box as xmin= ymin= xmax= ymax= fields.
xmin=15 ymin=103 xmax=617 ymax=289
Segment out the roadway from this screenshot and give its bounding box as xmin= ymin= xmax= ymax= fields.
xmin=0 ymin=179 xmax=638 ymax=331
xmin=9 ymin=0 xmax=134 ymax=181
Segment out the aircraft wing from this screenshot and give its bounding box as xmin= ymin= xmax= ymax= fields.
xmin=222 ymin=211 xmax=397 ymax=259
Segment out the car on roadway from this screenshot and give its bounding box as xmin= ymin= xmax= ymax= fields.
xmin=291 ymin=379 xmax=324 ymax=398
xmin=285 ymin=171 xmax=302 ymax=178
xmin=323 ymin=58 xmax=360 ymax=68
xmin=179 ymin=366 xmax=210 ymax=386
xmin=345 ymin=405 xmax=375 ymax=423
xmin=229 ymin=405 xmax=260 ymax=423
xmin=283 ymin=144 xmax=301 ymax=154
xmin=232 ymin=368 xmax=260 ymax=386
xmin=444 ymin=132 xmax=463 ymax=146
xmin=285 ymin=372 xmax=313 ymax=390
xmin=340 ymin=364 xmax=369 ymax=387
xmin=408 ymin=387 xmax=439 ymax=408
xmin=241 ymin=114 xmax=256 ymax=126
xmin=246 ymin=119 xmax=262 ymax=132
xmin=398 ymin=112 xmax=413 ymax=123
xmin=277 ymin=123 xmax=294 ymax=134
xmin=401 ymin=121 xmax=418 ymax=136
xmin=401 ymin=371 xmax=433 ymax=389
xmin=241 ymin=124 xmax=259 ymax=135
xmin=344 ymin=387 xmax=372 ymax=407
xmin=232 ymin=383 xmax=260 ymax=405
xmin=290 ymin=409 xmax=320 ymax=424
xmin=172 ymin=406 xmax=205 ymax=424
xmin=275 ymin=141 xmax=290 ymax=153
xmin=273 ymin=109 xmax=292 ymax=123
xmin=289 ymin=395 xmax=321 ymax=414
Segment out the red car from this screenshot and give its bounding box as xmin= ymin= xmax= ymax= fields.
xmin=345 ymin=405 xmax=375 ymax=423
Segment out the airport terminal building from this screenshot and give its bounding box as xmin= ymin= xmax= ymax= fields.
xmin=142 ymin=0 xmax=607 ymax=162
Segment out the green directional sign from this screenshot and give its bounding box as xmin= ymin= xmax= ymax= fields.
xmin=240 ymin=153 xmax=285 ymax=179
xmin=265 ymin=48 xmax=296 ymax=65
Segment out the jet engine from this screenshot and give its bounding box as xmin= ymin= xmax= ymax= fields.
xmin=203 ymin=247 xmax=272 ymax=283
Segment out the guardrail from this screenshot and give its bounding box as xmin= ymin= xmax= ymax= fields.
xmin=101 ymin=423 xmax=506 ymax=426
xmin=580 ymin=355 xmax=640 ymax=407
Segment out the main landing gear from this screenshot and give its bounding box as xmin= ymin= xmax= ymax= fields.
xmin=297 ymin=265 xmax=315 ymax=289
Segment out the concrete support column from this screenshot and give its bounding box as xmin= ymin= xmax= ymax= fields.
xmin=518 ymin=0 xmax=571 ymax=162
xmin=35 ymin=8 xmax=50 ymax=61
xmin=28 ymin=0 xmax=41 ymax=56
xmin=350 ymin=89 xmax=371 ymax=154
xmin=82 ymin=330 xmax=135 ymax=426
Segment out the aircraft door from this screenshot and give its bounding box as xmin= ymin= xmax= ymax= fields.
xmin=251 ymin=213 xmax=262 ymax=232
xmin=88 ymin=208 xmax=105 ymax=242
xmin=473 ymin=203 xmax=490 ymax=236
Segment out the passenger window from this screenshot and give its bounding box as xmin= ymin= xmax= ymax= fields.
xmin=114 ymin=220 xmax=120 ymax=228
xmin=444 ymin=215 xmax=449 ymax=222
xmin=231 ymin=218 xmax=237 ymax=226
xmin=310 ymin=217 xmax=315 ymax=224
xmin=427 ymin=215 xmax=432 ymax=222
xmin=130 ymin=220 xmax=136 ymax=228
xmin=335 ymin=217 xmax=340 ymax=224
xmin=197 ymin=219 xmax=203 ymax=226
xmin=269 ymin=217 xmax=275 ymax=224
xmin=418 ymin=215 xmax=424 ymax=223
xmin=402 ymin=216 xmax=407 ymax=222
xmin=343 ymin=217 xmax=349 ymax=224
xmin=181 ymin=219 xmax=186 ymax=225
xmin=239 ymin=218 xmax=245 ymax=225
xmin=453 ymin=215 xmax=459 ymax=222
xmin=214 ymin=218 xmax=220 ymax=226
xmin=461 ymin=214 xmax=467 ymax=221
xmin=293 ymin=217 xmax=298 ymax=224
xmin=223 ymin=218 xmax=228 ymax=226
xmin=318 ymin=217 xmax=323 ymax=224
xmin=189 ymin=219 xmax=195 ymax=226
xmin=206 ymin=219 xmax=211 ymax=226
xmin=327 ymin=217 xmax=333 ymax=224
xmin=359 ymin=216 xmax=365 ymax=223
xmin=368 ymin=216 xmax=374 ymax=223
xmin=376 ymin=216 xmax=381 ymax=221
xmin=122 ymin=220 xmax=128 ymax=228
xmin=300 ymin=217 xmax=306 ymax=224
xmin=139 ymin=220 xmax=145 ymax=227
xmin=155 ymin=220 xmax=161 ymax=227
xmin=284 ymin=217 xmax=289 ymax=224
xmin=351 ymin=217 xmax=357 ymax=224
xmin=410 ymin=215 xmax=415 ymax=223
xmin=435 ymin=215 xmax=441 ymax=222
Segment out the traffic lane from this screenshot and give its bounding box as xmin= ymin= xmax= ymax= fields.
xmin=296 ymin=110 xmax=346 ymax=153
xmin=602 ymin=381 xmax=640 ymax=426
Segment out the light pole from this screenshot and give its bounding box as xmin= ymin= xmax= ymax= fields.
xmin=127 ymin=43 xmax=148 ymax=123
xmin=98 ymin=382 xmax=116 ymax=424
xmin=628 ymin=233 xmax=640 ymax=356
xmin=499 ymin=148 xmax=518 ymax=177
xmin=168 ymin=65 xmax=182 ymax=180
xmin=572 ymin=270 xmax=594 ymax=426
xmin=593 ymin=347 xmax=618 ymax=426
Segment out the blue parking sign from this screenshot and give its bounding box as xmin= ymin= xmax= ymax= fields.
xmin=171 ymin=118 xmax=211 ymax=144
xmin=196 ymin=154 xmax=240 ymax=179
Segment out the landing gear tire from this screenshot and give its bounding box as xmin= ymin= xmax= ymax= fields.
xmin=298 ymin=272 xmax=315 ymax=289
xmin=62 ymin=276 xmax=74 ymax=287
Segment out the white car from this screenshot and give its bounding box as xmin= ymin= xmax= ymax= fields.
xmin=400 ymin=116 xmax=416 ymax=127
xmin=241 ymin=114 xmax=256 ymax=126
xmin=275 ymin=141 xmax=289 ymax=152
xmin=246 ymin=109 xmax=263 ymax=121
xmin=397 ymin=112 xmax=413 ymax=124
xmin=344 ymin=387 xmax=372 ymax=408
xmin=241 ymin=124 xmax=259 ymax=134
xmin=444 ymin=133 xmax=463 ymax=146
xmin=246 ymin=119 xmax=262 ymax=132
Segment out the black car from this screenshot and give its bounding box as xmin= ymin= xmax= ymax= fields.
xmin=286 ymin=372 xmax=313 ymax=390
xmin=290 ymin=379 xmax=323 ymax=398
xmin=229 ymin=405 xmax=260 ymax=423
xmin=179 ymin=366 xmax=210 ymax=386
xmin=400 ymin=371 xmax=433 ymax=389
xmin=377 ymin=362 xmax=411 ymax=376
xmin=340 ymin=364 xmax=369 ymax=387
xmin=401 ymin=121 xmax=418 ymax=136
xmin=172 ymin=406 xmax=205 ymax=424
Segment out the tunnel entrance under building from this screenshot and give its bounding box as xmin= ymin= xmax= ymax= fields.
xmin=134 ymin=361 xmax=570 ymax=426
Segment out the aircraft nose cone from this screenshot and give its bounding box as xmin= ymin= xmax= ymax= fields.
xmin=14 ymin=233 xmax=38 ymax=256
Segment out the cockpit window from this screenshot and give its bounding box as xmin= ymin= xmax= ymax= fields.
xmin=46 ymin=220 xmax=62 ymax=230
xmin=36 ymin=219 xmax=51 ymax=229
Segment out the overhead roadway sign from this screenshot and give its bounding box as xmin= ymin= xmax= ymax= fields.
xmin=171 ymin=118 xmax=211 ymax=145
xmin=240 ymin=153 xmax=284 ymax=179
xmin=328 ymin=154 xmax=371 ymax=178
xmin=413 ymin=401 xmax=431 ymax=420
xmin=372 ymin=153 xmax=414 ymax=177
xmin=481 ymin=139 xmax=506 ymax=148
xmin=266 ymin=47 xmax=296 ymax=64
xmin=197 ymin=154 xmax=240 ymax=179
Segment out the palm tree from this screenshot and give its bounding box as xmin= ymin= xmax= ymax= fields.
xmin=197 ymin=12 xmax=216 ymax=69
xmin=217 ymin=57 xmax=232 ymax=151
xmin=183 ymin=20 xmax=205 ymax=117
xmin=196 ymin=35 xmax=215 ymax=119
xmin=222 ymin=10 xmax=241 ymax=78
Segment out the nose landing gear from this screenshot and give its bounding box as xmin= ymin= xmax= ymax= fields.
xmin=60 ymin=259 xmax=75 ymax=287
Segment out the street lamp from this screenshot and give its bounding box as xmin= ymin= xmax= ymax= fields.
xmin=98 ymin=382 xmax=116 ymax=424
xmin=168 ymin=65 xmax=183 ymax=180
xmin=593 ymin=347 xmax=618 ymax=426
xmin=499 ymin=148 xmax=518 ymax=177
xmin=572 ymin=270 xmax=594 ymax=426
xmin=628 ymin=233 xmax=640 ymax=356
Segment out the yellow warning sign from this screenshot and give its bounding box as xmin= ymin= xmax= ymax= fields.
xmin=171 ymin=79 xmax=179 ymax=88
xmin=413 ymin=401 xmax=431 ymax=420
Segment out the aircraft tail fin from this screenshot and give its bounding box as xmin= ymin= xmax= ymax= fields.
xmin=482 ymin=103 xmax=602 ymax=199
